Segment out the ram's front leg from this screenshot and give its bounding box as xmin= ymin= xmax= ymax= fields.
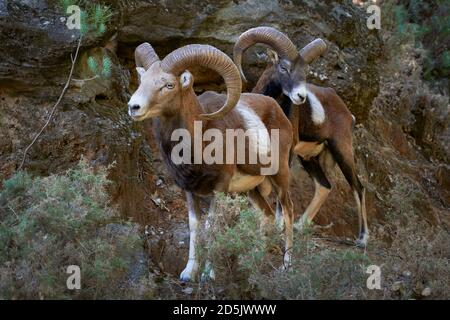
xmin=180 ymin=192 xmax=201 ymax=282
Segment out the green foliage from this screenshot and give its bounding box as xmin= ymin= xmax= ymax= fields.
xmin=198 ymin=194 xmax=371 ymax=299
xmin=386 ymin=0 xmax=450 ymax=82
xmin=85 ymin=55 xmax=113 ymax=78
xmin=87 ymin=56 xmax=99 ymax=75
xmin=207 ymin=195 xmax=266 ymax=265
xmin=253 ymin=246 xmax=370 ymax=300
xmin=88 ymin=4 xmax=113 ymax=36
xmin=80 ymin=9 xmax=89 ymax=36
xmin=90 ymin=4 xmax=112 ymax=35
xmin=394 ymin=5 xmax=408 ymax=34
xmin=60 ymin=0 xmax=73 ymax=12
xmin=0 ymin=159 xmax=150 ymax=299
xmin=59 ymin=1 xmax=112 ymax=37
xmin=102 ymin=55 xmax=112 ymax=77
xmin=58 ymin=2 xmax=116 ymax=81
xmin=441 ymin=50 xmax=450 ymax=69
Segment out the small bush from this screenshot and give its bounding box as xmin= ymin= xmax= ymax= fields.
xmin=199 ymin=194 xmax=371 ymax=299
xmin=0 ymin=159 xmax=153 ymax=299
xmin=253 ymin=247 xmax=370 ymax=300
xmin=59 ymin=0 xmax=112 ymax=36
xmin=198 ymin=194 xmax=267 ymax=298
xmin=383 ymin=0 xmax=450 ymax=84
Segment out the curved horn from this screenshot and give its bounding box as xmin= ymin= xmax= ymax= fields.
xmin=161 ymin=44 xmax=242 ymax=120
xmin=135 ymin=42 xmax=160 ymax=70
xmin=233 ymin=26 xmax=298 ymax=82
xmin=299 ymin=38 xmax=327 ymax=64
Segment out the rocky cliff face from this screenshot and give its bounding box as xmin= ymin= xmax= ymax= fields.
xmin=0 ymin=0 xmax=448 ymax=276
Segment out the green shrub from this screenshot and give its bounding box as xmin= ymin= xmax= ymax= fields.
xmin=0 ymin=159 xmax=152 ymax=299
xmin=198 ymin=194 xmax=371 ymax=299
xmin=197 ymin=194 xmax=265 ymax=298
xmin=59 ymin=0 xmax=112 ymax=36
xmin=253 ymin=247 xmax=370 ymax=300
xmin=384 ymin=0 xmax=450 ymax=83
xmin=59 ymin=1 xmax=113 ymax=80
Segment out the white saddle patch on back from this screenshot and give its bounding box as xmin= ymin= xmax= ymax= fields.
xmin=235 ymin=102 xmax=271 ymax=155
xmin=307 ymin=90 xmax=326 ymax=125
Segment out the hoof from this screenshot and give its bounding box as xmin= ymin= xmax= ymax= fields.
xmin=180 ymin=261 xmax=198 ymax=282
xmin=281 ymin=252 xmax=292 ymax=270
xmin=281 ymin=262 xmax=292 ymax=271
xmin=355 ymin=234 xmax=369 ymax=248
xmin=180 ymin=272 xmax=194 ymax=282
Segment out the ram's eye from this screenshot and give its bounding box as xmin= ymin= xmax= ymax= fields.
xmin=166 ymin=83 xmax=175 ymax=89
xmin=280 ymin=65 xmax=288 ymax=73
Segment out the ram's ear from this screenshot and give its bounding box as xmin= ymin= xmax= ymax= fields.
xmin=136 ymin=67 xmax=146 ymax=83
xmin=180 ymin=71 xmax=193 ymax=90
xmin=267 ymin=49 xmax=279 ymax=64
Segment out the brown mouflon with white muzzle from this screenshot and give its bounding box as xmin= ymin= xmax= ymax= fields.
xmin=129 ymin=43 xmax=294 ymax=281
xmin=234 ymin=27 xmax=369 ymax=247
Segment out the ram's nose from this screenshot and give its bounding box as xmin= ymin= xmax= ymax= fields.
xmin=297 ymin=92 xmax=307 ymax=104
xmin=128 ymin=104 xmax=141 ymax=115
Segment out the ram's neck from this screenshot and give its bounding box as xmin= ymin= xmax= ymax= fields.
xmin=179 ymin=88 xmax=205 ymax=135
xmin=153 ymin=90 xmax=219 ymax=193
xmin=157 ymin=89 xmax=203 ymax=135
xmin=155 ymin=89 xmax=204 ymax=158
xmin=252 ymin=65 xmax=283 ymax=99
xmin=252 ymin=66 xmax=294 ymax=119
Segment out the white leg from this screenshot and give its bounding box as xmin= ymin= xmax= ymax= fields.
xmin=180 ymin=192 xmax=200 ymax=282
xmin=354 ymin=190 xmax=369 ymax=248
xmin=280 ymin=196 xmax=293 ymax=268
xmin=275 ymin=201 xmax=284 ymax=231
xmin=272 ymin=187 xmax=293 ymax=269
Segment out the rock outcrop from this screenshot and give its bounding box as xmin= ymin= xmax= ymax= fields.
xmin=0 ymin=0 xmax=448 ymax=276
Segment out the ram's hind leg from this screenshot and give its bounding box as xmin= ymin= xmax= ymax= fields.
xmin=328 ymin=138 xmax=369 ymax=247
xmin=270 ymin=168 xmax=294 ymax=268
xmin=248 ymin=187 xmax=275 ymax=232
xmin=295 ymin=155 xmax=332 ymax=231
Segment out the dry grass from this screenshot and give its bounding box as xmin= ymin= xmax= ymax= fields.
xmin=368 ymin=177 xmax=450 ymax=299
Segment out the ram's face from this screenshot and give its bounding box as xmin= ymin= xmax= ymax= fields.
xmin=127 ymin=62 xmax=181 ymax=121
xmin=275 ymin=55 xmax=308 ymax=105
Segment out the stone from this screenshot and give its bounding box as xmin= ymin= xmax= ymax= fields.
xmin=421 ymin=287 xmax=431 ymax=297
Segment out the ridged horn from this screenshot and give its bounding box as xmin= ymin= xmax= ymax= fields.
xmin=299 ymin=38 xmax=327 ymax=64
xmin=135 ymin=43 xmax=160 ymax=70
xmin=161 ymin=44 xmax=242 ymax=120
xmin=233 ymin=26 xmax=298 ymax=82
